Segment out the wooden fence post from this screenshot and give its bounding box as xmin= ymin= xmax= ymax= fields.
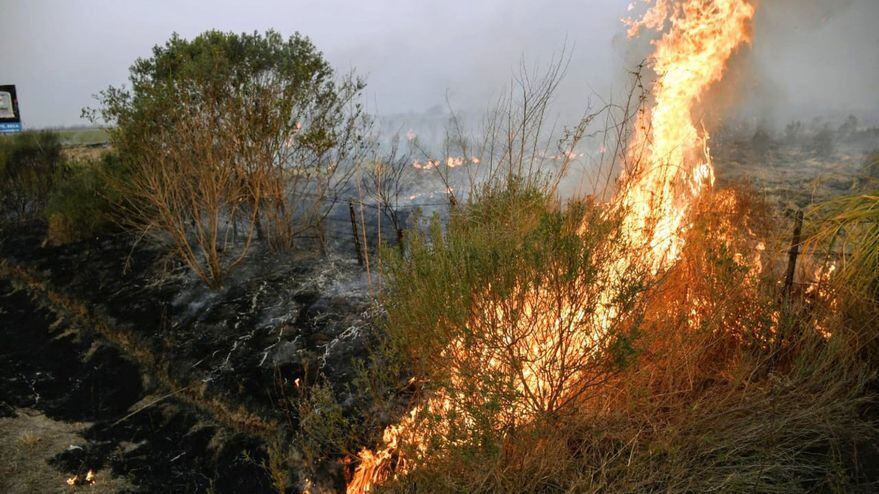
xmin=349 ymin=200 xmax=364 ymax=266
xmin=783 ymin=209 xmax=804 ymax=297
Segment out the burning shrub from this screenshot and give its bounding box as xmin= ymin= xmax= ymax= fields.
xmin=383 ymin=178 xmax=650 ymax=414
xmin=355 ymin=184 xmax=876 ymax=494
xmin=340 ymin=179 xmax=654 ymax=490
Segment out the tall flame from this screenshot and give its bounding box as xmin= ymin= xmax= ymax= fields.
xmin=619 ymin=0 xmax=754 ymax=269
xmin=345 ymin=1 xmax=754 ymax=492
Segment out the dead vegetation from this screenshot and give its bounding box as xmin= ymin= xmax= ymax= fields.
xmin=0 ymin=411 xmax=132 ymax=494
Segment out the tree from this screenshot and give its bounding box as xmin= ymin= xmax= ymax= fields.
xmin=89 ymin=30 xmax=368 ymax=287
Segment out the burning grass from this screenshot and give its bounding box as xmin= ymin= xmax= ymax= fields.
xmin=313 ymin=1 xmax=879 ymax=490
xmin=339 ymin=181 xmax=877 ymax=493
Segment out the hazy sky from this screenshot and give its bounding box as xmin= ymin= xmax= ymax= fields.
xmin=2 ymin=0 xmax=877 ymax=128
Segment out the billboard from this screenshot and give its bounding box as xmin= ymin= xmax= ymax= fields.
xmin=0 ymin=85 xmax=22 ymax=134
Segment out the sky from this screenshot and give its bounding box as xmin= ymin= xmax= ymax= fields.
xmin=1 ymin=0 xmax=877 ymax=129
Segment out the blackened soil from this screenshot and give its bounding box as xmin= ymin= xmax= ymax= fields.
xmin=0 ymin=279 xmax=275 ymax=493
xmin=0 ymin=223 xmax=372 ymax=434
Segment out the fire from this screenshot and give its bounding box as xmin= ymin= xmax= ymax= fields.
xmin=66 ymin=469 xmax=96 ymax=486
xmin=412 ymin=156 xmax=480 ymax=170
xmin=806 ymin=261 xmax=838 ymax=339
xmin=619 ymin=0 xmax=754 ymax=270
xmin=346 ymin=1 xmax=755 ymax=492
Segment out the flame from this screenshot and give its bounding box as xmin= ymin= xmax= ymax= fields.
xmin=412 ymin=156 xmax=480 ymax=170
xmin=346 ymin=1 xmax=755 ymax=491
xmin=806 ymin=261 xmax=838 ymax=339
xmin=66 ymin=469 xmax=96 ymax=486
xmin=619 ymin=0 xmax=754 ymax=270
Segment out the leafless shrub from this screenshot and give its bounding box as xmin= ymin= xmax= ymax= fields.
xmin=249 ymin=72 xmax=370 ymax=252
xmin=362 ymin=136 xmax=413 ymax=246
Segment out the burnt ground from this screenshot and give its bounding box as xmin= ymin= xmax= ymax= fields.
xmin=713 ymin=129 xmax=878 ymax=209
xmin=0 ymin=279 xmax=274 ymax=493
xmin=0 ymin=223 xmax=377 ymax=492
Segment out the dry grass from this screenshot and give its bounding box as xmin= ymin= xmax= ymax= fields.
xmin=297 ymin=64 xmax=879 ymax=493
xmin=0 ymin=410 xmax=132 ymax=494
xmin=16 ymin=430 xmax=42 ymax=448
xmin=807 ymin=190 xmax=879 ymax=301
xmin=361 ymin=183 xmax=878 ymax=494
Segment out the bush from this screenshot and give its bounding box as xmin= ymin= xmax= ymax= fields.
xmin=383 ymin=178 xmax=650 ymax=416
xmin=331 ymin=179 xmax=652 ymax=489
xmin=90 ymin=30 xmax=368 ymax=287
xmin=44 ymin=153 xmax=127 ymax=244
xmin=809 ymin=125 xmax=835 ymax=158
xmin=0 ymin=131 xmax=63 ymax=222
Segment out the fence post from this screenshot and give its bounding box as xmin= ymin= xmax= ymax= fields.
xmin=349 ymin=200 xmax=364 ymax=266
xmin=396 ymin=227 xmax=405 ymax=255
xmin=783 ymin=209 xmax=804 ymax=297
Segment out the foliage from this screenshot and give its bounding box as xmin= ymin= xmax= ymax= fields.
xmin=0 ymin=131 xmax=63 ymax=222
xmin=346 ymin=180 xmax=649 ymax=486
xmin=44 ymin=153 xmax=127 ymax=244
xmin=808 ymin=188 xmax=879 ymax=301
xmin=89 ymin=30 xmax=368 ymax=287
xmin=383 ymin=179 xmax=648 ymax=404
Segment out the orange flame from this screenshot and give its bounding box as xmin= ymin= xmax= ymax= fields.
xmin=346 ymin=1 xmax=755 ymax=491
xmin=619 ymin=0 xmax=754 ymax=270
xmin=66 ymin=469 xmax=96 ymax=487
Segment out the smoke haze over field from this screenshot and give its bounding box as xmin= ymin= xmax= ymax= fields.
xmin=1 ymin=0 xmax=877 ymax=129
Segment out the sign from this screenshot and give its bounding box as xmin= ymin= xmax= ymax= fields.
xmin=0 ymin=85 xmax=22 ymax=134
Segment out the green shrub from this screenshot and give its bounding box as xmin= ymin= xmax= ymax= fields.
xmin=44 ymin=153 xmax=127 ymax=244
xmin=334 ymin=179 xmax=653 ymax=488
xmin=88 ymin=30 xmax=367 ymax=287
xmin=382 ymin=178 xmax=649 ymax=412
xmin=0 ymin=131 xmax=63 ymax=221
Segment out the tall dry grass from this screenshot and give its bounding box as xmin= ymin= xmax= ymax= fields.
xmin=291 ymin=63 xmax=878 ymax=492
xmin=368 ymin=182 xmax=876 ymax=494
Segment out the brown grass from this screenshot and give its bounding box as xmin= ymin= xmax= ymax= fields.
xmin=362 ymin=184 xmax=877 ymax=494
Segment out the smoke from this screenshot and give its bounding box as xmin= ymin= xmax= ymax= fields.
xmin=2 ymin=0 xmax=876 ymax=129
xmin=616 ymin=0 xmax=877 ymax=134
xmin=763 ymin=0 xmax=856 ymax=28
xmin=725 ymin=0 xmax=879 ymax=128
